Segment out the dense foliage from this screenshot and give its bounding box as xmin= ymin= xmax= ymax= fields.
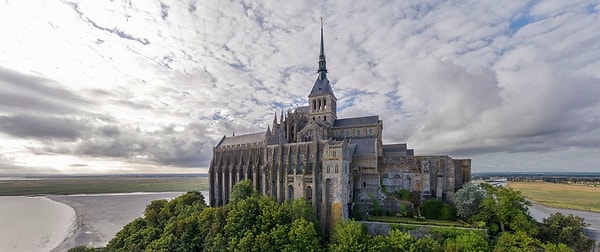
xmin=539 ymin=213 xmax=594 ymax=251
xmin=101 ymin=180 xmax=323 ymax=252
xmin=453 ymin=183 xmax=593 ymax=252
xmin=420 ymin=199 xmax=457 ymax=221
xmin=68 ymin=181 xmax=595 ymax=252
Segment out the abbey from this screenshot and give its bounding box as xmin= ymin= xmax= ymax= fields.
xmin=208 ymin=22 xmax=471 ymax=228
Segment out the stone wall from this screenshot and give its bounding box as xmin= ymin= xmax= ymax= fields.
xmin=361 ymin=221 xmax=487 ymax=238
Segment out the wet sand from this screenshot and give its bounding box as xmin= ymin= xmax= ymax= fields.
xmin=49 ymin=192 xmax=184 ymax=251
xmin=0 ymin=196 xmax=75 ymax=252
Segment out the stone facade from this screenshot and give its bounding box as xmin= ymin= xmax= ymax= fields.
xmin=208 ymin=22 xmax=471 ymax=228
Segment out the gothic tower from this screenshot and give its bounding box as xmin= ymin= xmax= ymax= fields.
xmin=308 ymin=19 xmax=337 ymax=125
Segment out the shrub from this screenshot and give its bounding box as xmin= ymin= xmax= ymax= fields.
xmin=421 ymin=199 xmax=457 ymax=220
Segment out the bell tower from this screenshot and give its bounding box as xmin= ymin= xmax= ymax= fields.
xmin=308 ymin=18 xmax=337 ymax=125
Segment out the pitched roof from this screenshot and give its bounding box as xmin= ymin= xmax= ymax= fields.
xmin=216 ymin=131 xmax=266 ymax=148
xmin=308 ymin=77 xmax=335 ymax=98
xmin=333 ymin=115 xmax=379 ymax=128
xmin=350 ymin=137 xmax=377 ymax=154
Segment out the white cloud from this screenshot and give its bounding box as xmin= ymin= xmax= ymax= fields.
xmin=0 ymin=0 xmax=599 ymax=174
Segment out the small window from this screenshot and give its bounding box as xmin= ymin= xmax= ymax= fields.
xmin=355 ymin=129 xmax=361 ymax=137
xmin=327 ymin=165 xmax=331 ymax=173
xmin=367 ymin=128 xmax=373 ymax=136
xmin=335 ymin=164 xmax=339 ymax=173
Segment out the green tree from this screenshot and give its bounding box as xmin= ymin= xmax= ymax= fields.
xmin=104 ymin=217 xmax=147 ymax=251
xmin=539 ymin=213 xmax=593 ymax=252
xmin=494 ymin=231 xmax=543 ymax=252
xmin=392 ymin=189 xmax=411 ymax=201
xmin=368 ymin=235 xmax=393 ymax=252
xmin=453 ymin=182 xmax=486 ymax=219
xmin=410 ymin=236 xmax=442 ymax=252
xmin=420 ymin=199 xmax=457 ymax=220
xmin=199 ymin=206 xmax=228 ymax=252
xmin=230 ymin=179 xmax=255 ymax=204
xmin=104 ymin=185 xmax=323 ymax=252
xmin=475 ymin=184 xmax=536 ymax=234
xmin=104 ymin=191 xmax=207 ymax=252
xmin=542 ymin=242 xmax=573 ymax=252
xmin=388 ymin=229 xmax=414 ymax=250
xmin=67 ymin=246 xmax=99 ymax=252
xmin=444 ymin=231 xmax=489 ymax=252
xmin=328 ymin=220 xmax=369 ymax=252
xmin=144 ymin=199 xmax=168 ymax=226
xmin=285 ymin=217 xmax=323 ymax=252
xmin=224 ymin=195 xmax=262 ymax=250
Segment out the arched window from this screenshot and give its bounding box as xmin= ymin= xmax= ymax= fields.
xmin=334 ymin=164 xmax=339 ymax=173
xmin=327 ymin=165 xmax=330 ymax=173
xmin=288 ymin=185 xmax=294 ymax=200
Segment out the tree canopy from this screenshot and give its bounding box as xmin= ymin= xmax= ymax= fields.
xmin=68 ymin=181 xmax=594 ymax=252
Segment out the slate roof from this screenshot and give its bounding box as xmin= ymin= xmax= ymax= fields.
xmin=383 ymin=144 xmax=414 ymax=155
xmin=216 ymin=131 xmax=266 ymax=148
xmin=295 ymin=106 xmax=309 ymax=114
xmin=333 ymin=115 xmax=379 ymax=128
xmin=383 ymin=144 xmax=407 ymax=153
xmin=350 ymin=137 xmax=377 ymax=154
xmin=308 ymin=77 xmax=335 ymax=98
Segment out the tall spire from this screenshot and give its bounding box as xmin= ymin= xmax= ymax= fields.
xmin=318 ymin=17 xmax=327 ymax=80
xmin=309 ymin=17 xmax=335 ymax=99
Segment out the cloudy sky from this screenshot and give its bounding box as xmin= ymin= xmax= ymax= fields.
xmin=1 ymin=0 xmax=599 ymax=175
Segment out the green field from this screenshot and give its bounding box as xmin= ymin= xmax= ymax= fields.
xmin=509 ymin=181 xmax=600 ymax=213
xmin=0 ymin=176 xmax=209 ymax=196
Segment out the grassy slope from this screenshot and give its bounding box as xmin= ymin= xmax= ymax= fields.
xmin=368 ymin=216 xmax=469 ymax=227
xmin=0 ymin=177 xmax=209 ymax=196
xmin=509 ymin=181 xmax=600 ymax=213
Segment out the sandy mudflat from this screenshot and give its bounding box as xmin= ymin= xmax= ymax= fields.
xmin=49 ymin=192 xmax=184 ymax=251
xmin=0 ymin=196 xmax=75 ymax=252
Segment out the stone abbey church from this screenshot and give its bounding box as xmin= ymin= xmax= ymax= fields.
xmin=209 ymin=23 xmax=471 ymax=228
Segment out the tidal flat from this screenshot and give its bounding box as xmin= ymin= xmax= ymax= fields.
xmin=49 ymin=192 xmax=192 ymax=251
xmin=0 ymin=175 xmax=208 ymax=196
xmin=0 ymin=175 xmax=208 ymax=251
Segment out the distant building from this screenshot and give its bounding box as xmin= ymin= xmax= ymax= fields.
xmin=208 ymin=21 xmax=471 ymax=228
